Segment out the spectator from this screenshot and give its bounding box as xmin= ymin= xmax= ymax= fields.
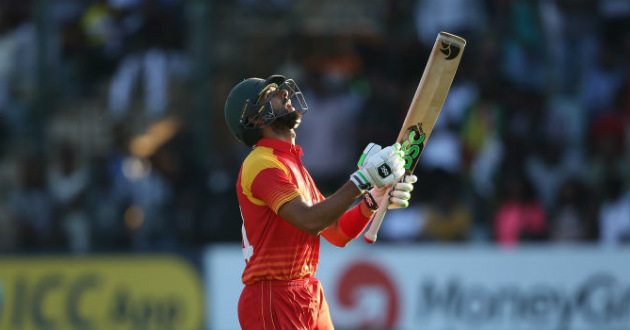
xmin=549 ymin=0 xmax=601 ymax=93
xmin=123 ymin=155 xmax=173 ymax=251
xmin=9 ymin=156 xmax=56 ymax=249
xmin=420 ymin=170 xmax=471 ymax=242
xmin=461 ymin=82 xmax=504 ymax=175
xmin=548 ymin=178 xmax=598 ymax=242
xmin=77 ymin=0 xmax=122 ymax=84
xmin=377 ymin=206 xmax=427 ymax=243
xmin=414 ymin=0 xmax=487 ymax=48
xmin=0 ymin=2 xmax=36 ymax=140
xmin=86 ymin=155 xmax=129 ymax=251
xmin=418 ymin=124 xmax=463 ymax=175
xmin=578 ymin=49 xmax=626 ymax=120
xmin=493 ymin=170 xmax=547 ymax=247
xmin=298 ymin=69 xmax=364 ymax=195
xmin=525 ymin=137 xmax=584 ymax=212
xmin=0 ymin=191 xmax=16 ymax=251
xmin=598 ymin=174 xmax=630 ymax=247
xmin=47 ymin=142 xmax=91 ymax=253
xmin=584 ymin=88 xmax=630 ymax=193
xmin=499 ymin=0 xmax=547 ymax=91
xmin=107 ymin=0 xmax=184 ymax=121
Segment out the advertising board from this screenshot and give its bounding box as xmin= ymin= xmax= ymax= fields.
xmin=0 ymin=255 xmax=204 ymax=330
xmin=204 ymin=244 xmax=630 ymax=330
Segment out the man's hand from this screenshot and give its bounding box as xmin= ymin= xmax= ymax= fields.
xmin=350 ymin=143 xmax=405 ymax=192
xmin=370 ymin=175 xmax=418 ymax=209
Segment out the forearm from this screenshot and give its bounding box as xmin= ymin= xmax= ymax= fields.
xmin=322 ymin=202 xmax=373 ymax=247
xmin=278 ymin=181 xmax=363 ymax=236
xmin=305 ymin=181 xmax=364 ymax=235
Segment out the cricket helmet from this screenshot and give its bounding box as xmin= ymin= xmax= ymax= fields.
xmin=224 ymin=75 xmax=308 ymax=147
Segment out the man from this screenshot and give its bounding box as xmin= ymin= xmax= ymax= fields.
xmin=224 ymin=75 xmax=418 ymax=330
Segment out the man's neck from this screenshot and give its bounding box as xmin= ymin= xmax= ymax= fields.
xmin=262 ymin=126 xmax=296 ymax=144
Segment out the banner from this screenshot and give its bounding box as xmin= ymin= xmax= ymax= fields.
xmin=204 ymin=244 xmax=630 ymax=330
xmin=0 ymin=255 xmax=204 ymax=330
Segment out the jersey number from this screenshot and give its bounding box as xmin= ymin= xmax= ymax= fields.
xmin=240 ymin=207 xmax=254 ymax=263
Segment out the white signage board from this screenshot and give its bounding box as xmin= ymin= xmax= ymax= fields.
xmin=204 ymin=244 xmax=630 ymax=330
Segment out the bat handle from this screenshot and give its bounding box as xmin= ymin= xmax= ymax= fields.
xmin=363 ymin=186 xmax=392 ymax=244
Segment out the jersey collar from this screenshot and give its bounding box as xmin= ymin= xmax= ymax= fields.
xmin=256 ymin=138 xmax=303 ymax=156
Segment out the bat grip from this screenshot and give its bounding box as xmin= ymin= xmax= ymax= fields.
xmin=363 ymin=186 xmax=392 ymax=244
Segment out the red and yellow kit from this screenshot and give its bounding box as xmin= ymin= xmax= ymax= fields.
xmin=237 ymin=138 xmax=324 ymax=284
xmin=236 ymin=138 xmax=370 ymax=330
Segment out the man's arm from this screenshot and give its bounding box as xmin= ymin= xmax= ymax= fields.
xmin=278 ymin=143 xmax=407 ymax=237
xmin=278 ymin=181 xmax=365 ymax=236
xmin=321 ymin=175 xmax=418 ymax=246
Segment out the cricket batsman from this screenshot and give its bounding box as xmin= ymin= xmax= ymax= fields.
xmin=224 ymin=75 xmax=418 ymax=330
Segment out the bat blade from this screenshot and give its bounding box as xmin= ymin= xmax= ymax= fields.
xmin=364 ymin=31 xmax=466 ymax=244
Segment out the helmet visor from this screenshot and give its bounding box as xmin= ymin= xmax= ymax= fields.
xmin=240 ymin=79 xmax=308 ymax=129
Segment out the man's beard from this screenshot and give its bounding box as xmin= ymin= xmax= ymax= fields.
xmin=272 ymin=111 xmax=302 ymax=131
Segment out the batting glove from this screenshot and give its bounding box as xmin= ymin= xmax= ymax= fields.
xmin=350 ymin=143 xmax=405 ymax=193
xmin=370 ymin=175 xmax=418 ymax=209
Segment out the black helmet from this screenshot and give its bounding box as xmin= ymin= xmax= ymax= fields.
xmin=224 ymin=75 xmax=307 ymax=147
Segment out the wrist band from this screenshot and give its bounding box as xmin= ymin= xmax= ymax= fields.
xmin=362 ymin=191 xmax=379 ymax=210
xmin=339 ymin=204 xmax=372 ymax=238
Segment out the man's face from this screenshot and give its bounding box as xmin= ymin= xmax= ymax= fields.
xmin=259 ymin=86 xmax=294 ymax=115
xmin=240 ymin=79 xmax=307 ymax=131
xmin=259 ymin=84 xmax=302 ymax=130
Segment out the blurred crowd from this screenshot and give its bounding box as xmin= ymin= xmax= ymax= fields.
xmin=0 ymin=0 xmax=628 ymax=254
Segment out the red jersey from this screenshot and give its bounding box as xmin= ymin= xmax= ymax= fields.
xmin=237 ymin=138 xmax=325 ymax=285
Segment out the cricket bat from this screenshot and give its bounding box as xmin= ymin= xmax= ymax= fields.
xmin=364 ymin=32 xmax=466 ymax=244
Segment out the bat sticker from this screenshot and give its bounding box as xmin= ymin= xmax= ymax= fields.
xmin=440 ymin=41 xmax=461 ymax=60
xmin=400 ymin=123 xmax=426 ymax=171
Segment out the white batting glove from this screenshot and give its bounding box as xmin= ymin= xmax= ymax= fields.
xmin=370 ymin=175 xmax=418 ymax=209
xmin=350 ymin=143 xmax=405 ymax=193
